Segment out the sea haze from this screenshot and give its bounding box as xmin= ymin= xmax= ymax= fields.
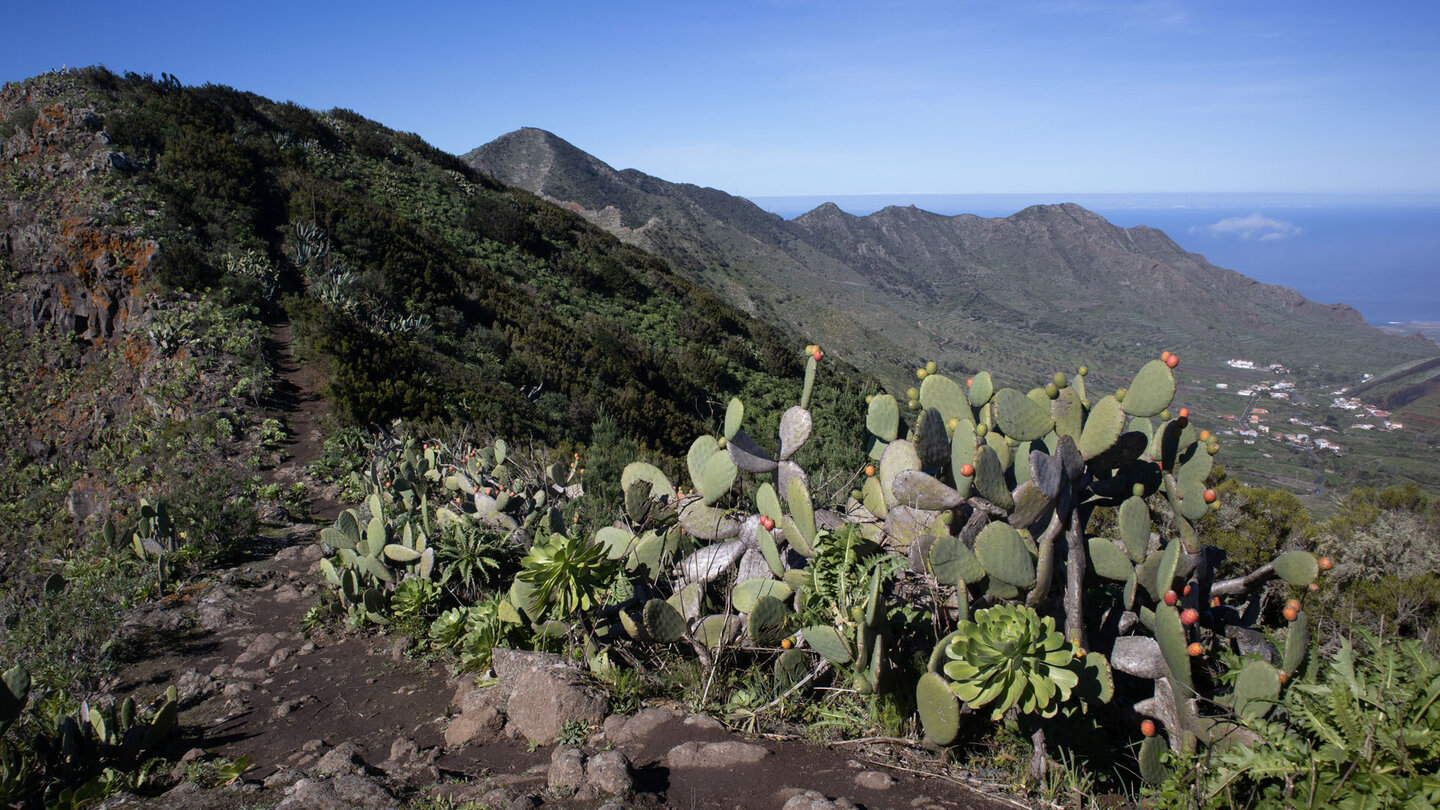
xmin=746 ymin=193 xmax=1440 ymax=326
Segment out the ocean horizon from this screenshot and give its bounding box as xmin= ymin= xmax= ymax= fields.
xmin=746 ymin=193 xmax=1440 ymax=327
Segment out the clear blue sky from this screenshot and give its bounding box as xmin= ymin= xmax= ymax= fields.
xmin=5 ymin=1 xmax=1438 ymax=195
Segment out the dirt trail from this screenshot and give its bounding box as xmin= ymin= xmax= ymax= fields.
xmin=259 ymin=321 xmax=341 ymax=521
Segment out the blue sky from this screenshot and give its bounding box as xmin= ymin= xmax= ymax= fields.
xmin=4 ymin=1 xmax=1438 ymax=195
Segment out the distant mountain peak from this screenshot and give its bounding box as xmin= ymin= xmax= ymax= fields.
xmin=463 ymin=128 xmax=1429 ymax=400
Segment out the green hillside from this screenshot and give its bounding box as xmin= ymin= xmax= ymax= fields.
xmin=0 ymin=69 xmax=868 ymax=578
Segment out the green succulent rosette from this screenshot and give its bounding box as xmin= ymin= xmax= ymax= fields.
xmin=942 ymin=604 xmax=1081 ymax=720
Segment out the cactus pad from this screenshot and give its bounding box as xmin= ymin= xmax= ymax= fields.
xmin=974 ymin=522 xmax=1036 ymax=589
xmin=891 ymin=469 xmax=964 ymax=510
xmin=1233 ymin=659 xmax=1282 ymax=720
xmin=643 ymin=598 xmax=687 ymax=643
xmin=694 ymin=615 xmax=741 ymax=648
xmin=879 ymin=440 xmax=922 ymax=510
xmin=967 ymin=371 xmax=994 ymax=407
xmin=929 ymin=534 xmax=986 ymax=585
xmin=694 ymin=445 xmax=737 ymax=505
xmin=1154 ymin=603 xmax=1194 ymax=693
xmin=383 ymin=543 xmax=421 ymax=563
xmin=802 ymin=624 xmax=853 ymax=663
xmin=920 ymin=373 xmax=970 ymax=422
xmin=747 ymin=595 xmax=791 ymax=644
xmin=775 ymin=648 xmax=809 ymax=687
xmin=1050 ymin=386 xmax=1085 ymax=440
xmin=971 ymin=446 xmax=1014 ymax=510
xmin=724 ymin=397 xmax=744 ymax=440
xmin=1088 ymin=537 xmax=1135 ymax=581
xmin=677 ymin=538 xmax=746 ymax=584
xmin=867 ymin=394 xmax=900 ymax=442
xmin=757 ymin=522 xmax=785 ymax=577
xmin=727 ymin=430 xmax=778 ymax=473
xmin=994 ymin=388 xmax=1054 ymax=442
xmin=1119 ymin=495 xmax=1151 ymax=562
xmin=1078 ymin=395 xmax=1126 ymax=460
xmin=679 ymin=501 xmax=741 ymax=541
xmin=1139 ymin=734 xmax=1169 ymax=784
xmin=596 ymin=526 xmax=635 ymax=560
xmin=1272 ymin=550 xmax=1319 ymax=586
xmin=950 ymin=426 xmax=978 ymax=498
xmin=320 ymin=526 xmax=358 ymax=550
xmin=916 ymin=407 xmax=951 ymax=468
xmin=1283 ymin=610 xmax=1309 ymax=675
xmin=621 ymin=462 xmax=673 ymax=500
xmin=1120 ymin=360 xmax=1177 ymax=417
xmin=779 ymin=406 xmax=813 ymax=460
xmin=732 ymin=577 xmax=794 ymax=613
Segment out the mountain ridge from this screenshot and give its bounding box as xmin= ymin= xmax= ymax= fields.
xmin=467 ymin=127 xmax=1396 ymax=388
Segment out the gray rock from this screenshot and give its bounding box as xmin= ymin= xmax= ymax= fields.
xmin=443 ymin=704 xmax=503 ymax=747
xmin=275 ymin=774 xmax=401 ymax=810
xmin=505 ymin=662 xmax=608 ymax=745
xmin=605 ymin=707 xmax=673 ymax=745
xmin=172 ymin=669 xmax=214 ymax=704
xmin=235 ymin=632 xmax=281 ymax=665
xmin=781 ymin=790 xmax=859 ymax=810
xmin=855 ymin=770 xmax=895 ymax=790
xmin=666 ymin=740 xmax=771 ymax=768
xmin=263 ymin=767 xmax=304 ymax=790
xmin=548 ymin=746 xmax=586 ymax=791
xmin=312 ymin=742 xmax=364 ymax=777
xmin=378 ymin=736 xmax=439 ymax=785
xmin=583 ymin=749 xmax=634 ymax=797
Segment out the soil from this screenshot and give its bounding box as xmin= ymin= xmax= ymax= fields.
xmin=99 ymin=329 xmax=1036 ymax=810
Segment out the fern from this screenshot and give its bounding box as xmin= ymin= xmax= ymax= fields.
xmin=1210 ymin=631 xmax=1440 ymax=808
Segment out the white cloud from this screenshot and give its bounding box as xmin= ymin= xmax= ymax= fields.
xmin=1192 ymin=212 xmax=1303 ymax=241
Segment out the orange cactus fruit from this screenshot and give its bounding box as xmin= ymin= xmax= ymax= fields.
xmin=1318 ymin=556 xmax=1333 ymax=571
xmin=1141 ymin=718 xmax=1157 ymax=737
xmin=780 ymin=638 xmax=793 ymax=649
xmin=865 ymin=464 xmax=876 ymax=477
xmin=960 ymin=463 xmax=975 ymax=477
xmin=1187 ymin=642 xmax=1203 ymax=657
xmin=1203 ymin=488 xmax=1218 ymax=504
xmin=1283 ymin=606 xmax=1299 ymax=622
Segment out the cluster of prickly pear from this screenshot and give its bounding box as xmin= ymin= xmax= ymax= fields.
xmin=439 ymin=438 xmax=570 ymax=543
xmin=318 ymin=490 xmax=436 ymax=625
xmin=872 ymin=353 xmax=1331 ymax=776
xmin=0 ymin=663 xmax=178 ymax=803
xmin=586 ymin=348 xmax=906 ymax=690
xmin=124 ymin=499 xmax=180 ymax=591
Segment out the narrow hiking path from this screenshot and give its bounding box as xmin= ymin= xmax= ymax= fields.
xmin=258 ymin=321 xmax=341 ymax=521
xmin=99 ymin=326 xmax=1037 ymax=810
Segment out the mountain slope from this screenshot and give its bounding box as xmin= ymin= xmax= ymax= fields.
xmin=0 ymin=71 xmax=870 ymax=580
xmin=467 ymin=129 xmax=1433 ymax=394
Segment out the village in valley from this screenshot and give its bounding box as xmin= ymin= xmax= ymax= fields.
xmin=1178 ymin=355 xmax=1425 ymax=506
xmin=1212 ymin=359 xmax=1403 ymax=456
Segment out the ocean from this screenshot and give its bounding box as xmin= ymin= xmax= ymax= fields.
xmin=745 ymin=193 xmax=1440 ymax=326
